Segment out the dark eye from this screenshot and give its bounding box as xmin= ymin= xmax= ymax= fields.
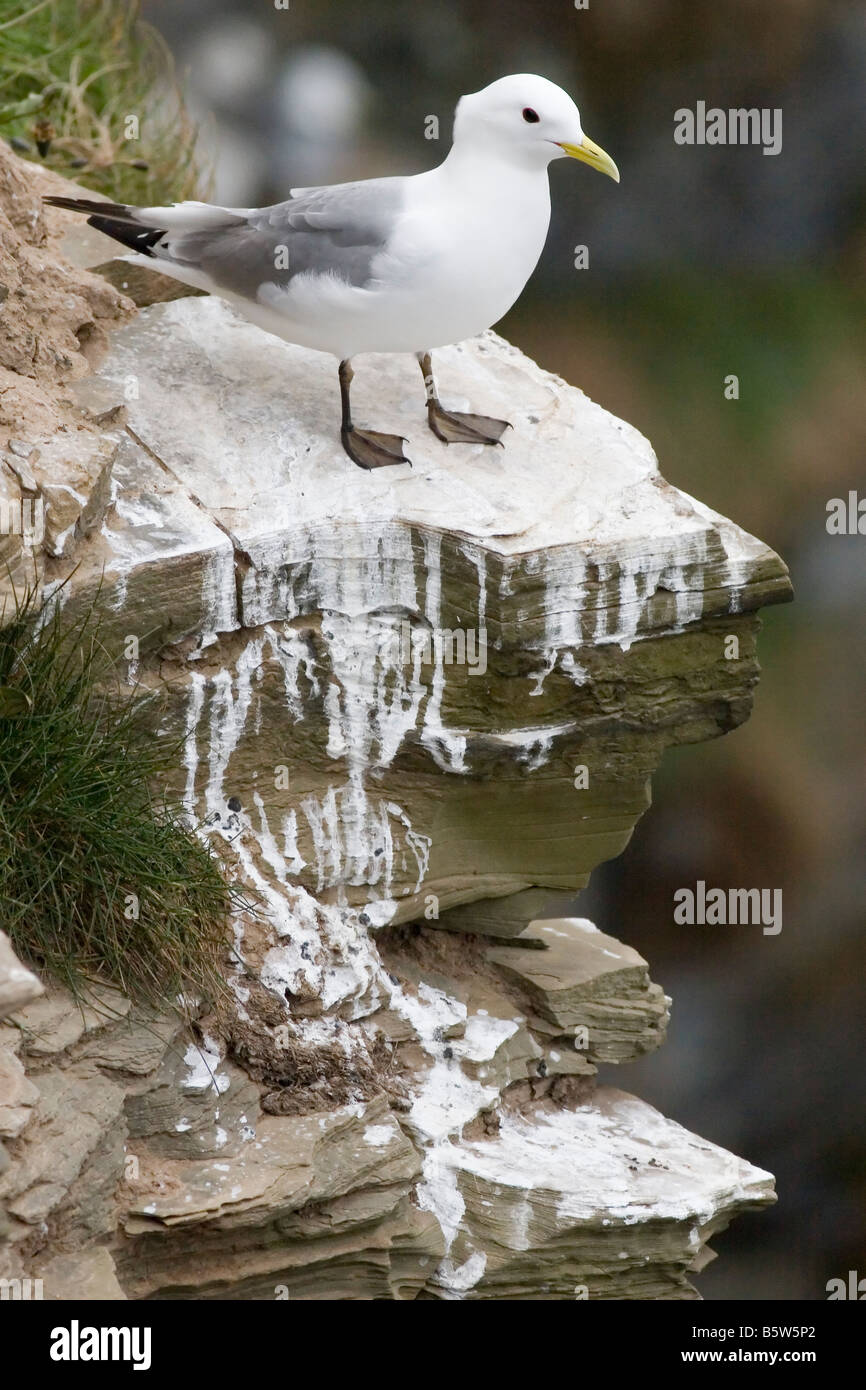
xmin=522 ymin=107 xmax=540 ymax=123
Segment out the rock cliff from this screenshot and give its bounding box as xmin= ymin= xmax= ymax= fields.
xmin=0 ymin=145 xmax=791 ymax=1299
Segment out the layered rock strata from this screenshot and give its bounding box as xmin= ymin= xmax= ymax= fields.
xmin=0 ymin=151 xmax=790 ymax=1299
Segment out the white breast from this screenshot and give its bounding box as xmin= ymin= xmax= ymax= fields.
xmin=250 ymin=159 xmax=553 ymax=359
xmin=373 ymin=160 xmax=553 ymax=352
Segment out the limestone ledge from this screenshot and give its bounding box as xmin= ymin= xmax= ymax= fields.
xmin=34 ymin=297 xmax=792 ymax=927
xmin=62 ymin=295 xmax=789 ymax=653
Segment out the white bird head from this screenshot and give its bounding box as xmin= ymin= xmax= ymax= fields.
xmin=452 ymin=73 xmax=619 ymax=181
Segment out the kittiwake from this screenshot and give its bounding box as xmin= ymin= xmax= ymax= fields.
xmin=46 ymin=73 xmax=619 ymax=471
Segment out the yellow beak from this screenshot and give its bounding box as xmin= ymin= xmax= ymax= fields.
xmin=559 ymin=134 xmax=620 ymax=183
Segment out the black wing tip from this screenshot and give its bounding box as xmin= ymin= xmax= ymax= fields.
xmin=43 ymin=195 xmax=132 ymax=219
xmin=86 ymin=216 xmax=164 ymax=257
xmin=42 ymin=196 xmax=164 ymax=256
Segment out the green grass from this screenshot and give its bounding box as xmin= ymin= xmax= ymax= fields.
xmin=0 ymin=0 xmax=205 ymax=202
xmin=0 ymin=578 xmax=237 ymax=1012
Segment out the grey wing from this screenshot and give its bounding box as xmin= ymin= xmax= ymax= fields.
xmin=155 ymin=177 xmax=407 ymax=299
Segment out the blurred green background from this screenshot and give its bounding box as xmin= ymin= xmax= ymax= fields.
xmin=9 ymin=0 xmax=864 ymax=1298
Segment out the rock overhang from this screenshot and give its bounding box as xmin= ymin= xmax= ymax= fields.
xmin=67 ymin=294 xmax=791 ymax=654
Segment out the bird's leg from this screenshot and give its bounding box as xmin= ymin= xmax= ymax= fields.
xmin=418 ymin=351 xmax=511 ymax=446
xmin=338 ymin=358 xmax=410 ymax=470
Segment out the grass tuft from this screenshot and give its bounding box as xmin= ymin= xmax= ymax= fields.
xmin=0 ymin=0 xmax=205 ymax=202
xmin=0 ymin=576 xmax=237 ymax=1012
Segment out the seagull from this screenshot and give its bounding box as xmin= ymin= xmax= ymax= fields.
xmin=45 ymin=74 xmax=619 ymax=471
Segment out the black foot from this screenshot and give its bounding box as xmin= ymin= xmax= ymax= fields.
xmin=427 ymin=404 xmax=512 ymax=446
xmin=341 ymin=426 xmax=411 ymax=470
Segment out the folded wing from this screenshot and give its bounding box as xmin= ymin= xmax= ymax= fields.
xmin=45 ymin=180 xmax=406 ymax=298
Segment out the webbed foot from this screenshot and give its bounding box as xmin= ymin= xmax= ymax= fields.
xmin=341 ymin=426 xmax=411 ymax=470
xmin=426 ymin=404 xmax=511 ymax=446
